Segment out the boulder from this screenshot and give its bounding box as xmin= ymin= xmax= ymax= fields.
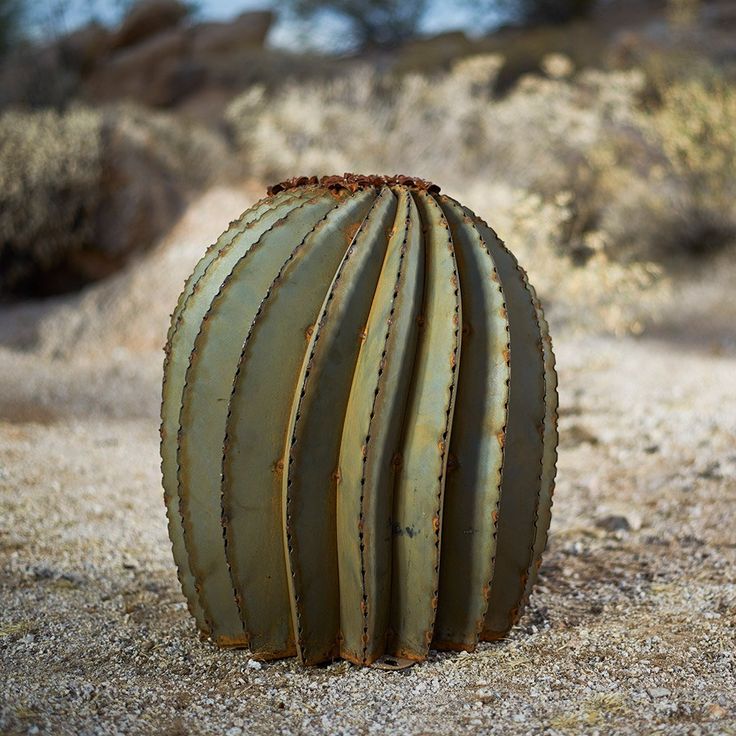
xmin=113 ymin=0 xmax=189 ymax=50
xmin=84 ymin=27 xmax=192 ymax=106
xmin=59 ymin=22 xmax=113 ymax=74
xmin=191 ymin=11 xmax=274 ymax=57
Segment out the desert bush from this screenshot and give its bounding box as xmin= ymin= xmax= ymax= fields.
xmin=0 ymin=103 xmax=226 ymax=297
xmin=226 ymin=58 xmax=667 ymax=334
xmin=0 ymin=107 xmax=103 ymax=295
xmin=226 ymin=56 xmax=644 ymax=193
xmin=574 ymin=63 xmax=736 ymax=263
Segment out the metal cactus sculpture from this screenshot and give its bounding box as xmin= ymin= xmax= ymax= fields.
xmin=161 ymin=173 xmax=558 ymax=667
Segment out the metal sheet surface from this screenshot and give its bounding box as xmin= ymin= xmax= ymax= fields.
xmin=161 ymin=189 xmax=318 ymax=634
xmin=465 ymin=211 xmax=546 ymax=641
xmin=283 ymin=187 xmax=398 ymax=665
xmin=221 ymin=189 xmax=378 ymax=659
xmin=175 ymin=193 xmax=337 ymax=644
xmin=432 ymin=196 xmax=510 ymax=651
xmin=336 ymin=188 xmax=424 ymax=664
xmin=521 ymin=287 xmax=558 ymax=604
xmin=387 ymin=191 xmax=462 ymax=661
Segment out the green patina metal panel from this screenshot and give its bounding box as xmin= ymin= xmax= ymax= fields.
xmin=161 ymin=173 xmax=558 ymax=667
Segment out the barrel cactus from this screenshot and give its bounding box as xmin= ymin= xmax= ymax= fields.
xmin=161 ymin=173 xmax=558 ymax=667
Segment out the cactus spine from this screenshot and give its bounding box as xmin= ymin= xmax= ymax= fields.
xmin=161 ymin=173 xmax=558 ymax=667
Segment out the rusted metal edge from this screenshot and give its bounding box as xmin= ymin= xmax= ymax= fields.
xmin=175 ymin=193 xmax=330 ymax=644
xmin=219 ymin=192 xmax=373 ymax=660
xmin=520 ymin=287 xmax=559 ymax=609
xmin=160 ymin=188 xmax=313 ymax=635
xmin=460 ymin=205 xmax=547 ymax=640
xmin=432 ymin=194 xmax=511 ymax=651
xmin=352 ymin=189 xmax=413 ymax=665
xmin=268 ymin=173 xmax=441 ymax=197
xmin=421 ymin=191 xmax=462 ymax=656
xmin=385 ymin=190 xmax=462 ymax=661
xmin=283 ymin=187 xmax=396 ymax=665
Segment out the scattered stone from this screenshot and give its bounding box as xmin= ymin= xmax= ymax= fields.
xmin=705 ymin=703 xmax=728 ymax=719
xmin=596 ymin=515 xmax=632 ymax=533
xmin=647 ymin=687 xmax=671 ymax=699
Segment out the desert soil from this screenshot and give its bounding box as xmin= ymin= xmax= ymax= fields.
xmin=1 ymin=187 xmax=734 ymax=736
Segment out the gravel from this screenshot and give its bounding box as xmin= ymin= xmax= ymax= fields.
xmin=1 ymin=334 xmax=734 ymax=735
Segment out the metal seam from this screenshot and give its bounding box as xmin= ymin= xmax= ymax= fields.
xmin=355 ymin=190 xmax=412 ymax=663
xmin=175 ymin=192 xmax=327 ymax=638
xmin=522 ymin=290 xmax=559 ymax=607
xmin=285 ymin=186 xmax=393 ymax=661
xmin=438 ymin=195 xmax=511 ymax=642
xmin=423 ymin=191 xmax=462 ymax=648
xmin=219 ymin=193 xmax=373 ymax=640
xmin=462 ymin=205 xmax=547 ymax=634
xmin=160 ymin=188 xmax=311 ymax=633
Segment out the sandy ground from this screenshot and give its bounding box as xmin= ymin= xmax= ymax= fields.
xmin=1 ymin=187 xmax=735 ymax=735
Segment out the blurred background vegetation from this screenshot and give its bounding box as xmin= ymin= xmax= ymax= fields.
xmin=0 ymin=0 xmax=734 ymax=341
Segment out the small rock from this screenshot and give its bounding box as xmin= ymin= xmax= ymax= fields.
xmin=596 ymin=515 xmax=631 ymax=533
xmin=698 ymin=462 xmax=721 ymax=479
xmin=647 ymin=687 xmax=671 ymax=699
xmin=225 ymin=728 xmax=243 ymax=736
xmin=247 ymin=659 xmax=262 ymax=670
xmin=705 ymin=703 xmax=727 ymax=719
xmin=122 ymin=556 xmax=139 ymax=570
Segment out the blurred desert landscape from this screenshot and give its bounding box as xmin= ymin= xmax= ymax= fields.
xmin=0 ymin=1 xmax=735 ymax=734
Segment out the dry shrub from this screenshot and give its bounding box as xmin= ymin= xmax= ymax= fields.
xmin=459 ymin=184 xmax=668 ymax=335
xmin=226 ymin=57 xmax=667 ymax=334
xmin=0 ymin=108 xmax=103 ymax=295
xmin=0 ymin=103 xmax=226 ymax=297
xmin=581 ymin=64 xmax=736 ymax=263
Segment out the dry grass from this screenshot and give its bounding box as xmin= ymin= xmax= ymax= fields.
xmin=226 ymin=52 xmax=736 ymax=333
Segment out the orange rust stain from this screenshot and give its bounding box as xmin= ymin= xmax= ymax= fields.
xmin=267 ymin=173 xmax=441 ymax=197
xmin=305 ymin=324 xmax=314 ymax=340
xmin=502 ymin=347 xmax=510 ymax=364
xmin=432 ymin=515 xmax=441 ymax=533
xmin=497 ymin=430 xmax=506 ymax=448
xmin=346 ymin=221 xmax=362 ymax=243
xmin=216 ymin=634 xmax=250 ymax=648
xmin=491 ymin=510 xmax=499 ymax=525
xmin=433 ymin=639 xmax=475 ymax=653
